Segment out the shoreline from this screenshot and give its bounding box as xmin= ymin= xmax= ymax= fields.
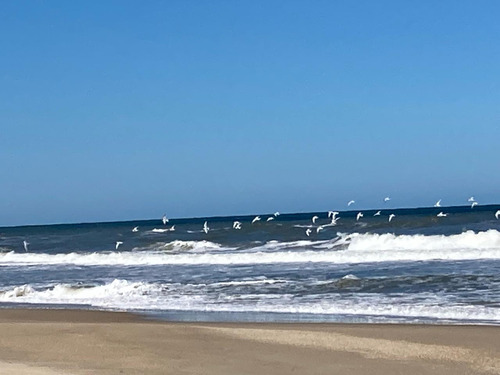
xmin=2 ymin=302 xmax=498 ymax=326
xmin=0 ymin=308 xmax=499 ymax=374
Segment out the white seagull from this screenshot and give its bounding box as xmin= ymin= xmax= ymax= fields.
xmin=169 ymin=225 xmax=175 ymax=232
xmin=495 ymin=210 xmax=500 ymax=219
xmin=233 ymin=221 xmax=242 ymax=230
xmin=115 ymin=241 xmax=123 ymax=250
xmin=312 ymin=215 xmax=319 ymax=224
xmin=162 ymin=214 xmax=168 ymax=225
xmin=252 ymin=216 xmax=261 ymax=224
xmin=266 ymin=217 xmax=275 ymax=221
xmin=274 ymin=211 xmax=280 ymax=217
xmin=316 ymin=225 xmax=324 ymax=233
xmin=330 ymin=216 xmax=339 ymax=225
xmin=328 ymin=211 xmax=339 ymax=219
xmin=203 ymin=221 xmax=209 ymax=234
xmin=347 ymin=200 xmax=355 ymax=207
xmin=388 ymin=214 xmax=396 ymax=222
xmin=373 ymin=211 xmax=381 ymax=216
xmin=434 ymin=200 xmax=441 ymax=208
xmin=437 ymin=212 xmax=448 ymax=217
xmin=132 ymin=226 xmax=139 ymax=232
xmin=305 ymin=228 xmax=312 ymax=237
xmin=356 ymin=212 xmax=363 ymax=221
xmin=471 ymin=202 xmax=478 ymax=208
xmin=468 ymin=197 xmax=475 ymax=202
xmin=23 ymin=240 xmax=29 ymax=252
xmin=384 ymin=197 xmax=391 ymax=202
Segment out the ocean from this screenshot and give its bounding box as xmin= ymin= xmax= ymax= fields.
xmin=1 ymin=205 xmax=500 ymax=324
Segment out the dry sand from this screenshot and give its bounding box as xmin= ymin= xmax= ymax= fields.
xmin=0 ymin=309 xmax=498 ymax=374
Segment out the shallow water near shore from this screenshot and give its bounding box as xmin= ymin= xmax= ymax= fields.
xmin=1 ymin=204 xmax=500 ymax=324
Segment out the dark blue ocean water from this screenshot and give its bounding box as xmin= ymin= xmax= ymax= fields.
xmin=1 ymin=205 xmax=500 ymax=324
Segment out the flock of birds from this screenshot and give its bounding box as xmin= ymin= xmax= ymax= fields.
xmin=120 ymin=197 xmax=500 ymax=249
xmin=20 ymin=197 xmax=500 ymax=252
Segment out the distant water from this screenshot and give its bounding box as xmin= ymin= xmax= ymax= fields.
xmin=1 ymin=205 xmax=500 ymax=324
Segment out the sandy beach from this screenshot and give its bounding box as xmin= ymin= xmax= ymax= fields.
xmin=0 ymin=309 xmax=498 ymax=374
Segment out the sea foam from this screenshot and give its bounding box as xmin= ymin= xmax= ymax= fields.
xmin=1 ymin=279 xmax=498 ymax=323
xmin=1 ymin=230 xmax=500 ymax=266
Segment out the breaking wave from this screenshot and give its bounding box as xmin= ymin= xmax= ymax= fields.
xmin=342 ymin=229 xmax=500 ymax=251
xmin=1 ymin=230 xmax=499 ymax=266
xmin=1 ymin=279 xmax=498 ymax=323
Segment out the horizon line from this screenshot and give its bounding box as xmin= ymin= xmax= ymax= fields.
xmin=2 ymin=203 xmax=499 ymax=229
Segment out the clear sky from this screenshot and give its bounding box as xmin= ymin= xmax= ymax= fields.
xmin=1 ymin=1 xmax=499 ymax=226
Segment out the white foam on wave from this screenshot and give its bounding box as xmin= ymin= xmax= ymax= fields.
xmin=160 ymin=240 xmax=223 ymax=252
xmin=211 ymin=279 xmax=289 ymax=287
xmin=0 ymin=284 xmax=35 ymax=298
xmin=344 ymin=230 xmax=500 ymax=251
xmin=1 ymin=279 xmax=498 ymax=323
xmin=0 ymin=279 xmax=163 ymax=305
xmin=1 ymin=230 xmax=500 ymax=266
xmin=252 ymin=240 xmax=328 ymax=252
xmin=235 ymin=298 xmax=500 ymax=323
xmin=151 ymin=228 xmax=170 ymax=233
xmin=131 ymin=240 xmax=223 ymax=253
xmin=341 ymin=274 xmax=359 ymax=280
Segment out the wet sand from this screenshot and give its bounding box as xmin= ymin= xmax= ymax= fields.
xmin=0 ymin=309 xmax=499 ymax=374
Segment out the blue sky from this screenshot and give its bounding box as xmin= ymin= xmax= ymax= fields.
xmin=1 ymin=1 xmax=499 ymax=226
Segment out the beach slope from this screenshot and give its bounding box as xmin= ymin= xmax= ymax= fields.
xmin=0 ymin=309 xmax=498 ymax=374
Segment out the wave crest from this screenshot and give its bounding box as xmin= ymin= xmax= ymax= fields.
xmin=162 ymin=240 xmax=223 ymax=252
xmin=344 ymin=229 xmax=500 ymax=251
xmin=1 ymin=230 xmax=500 ymax=266
xmin=2 ymin=279 xmax=499 ymax=323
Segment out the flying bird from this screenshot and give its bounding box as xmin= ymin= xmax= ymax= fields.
xmin=23 ymin=240 xmax=29 ymax=252
xmin=203 ymin=221 xmax=209 ymax=234
xmin=305 ymin=228 xmax=312 ymax=237
xmin=374 ymin=211 xmax=381 ymax=216
xmin=328 ymin=211 xmax=339 ymax=219
xmin=233 ymin=221 xmax=242 ymax=230
xmin=132 ymin=226 xmax=139 ymax=232
xmin=274 ymin=212 xmax=280 ymax=217
xmin=169 ymin=225 xmax=175 ymax=232
xmin=471 ymin=202 xmax=478 ymax=208
xmin=384 ymin=197 xmax=391 ymax=202
xmin=347 ymin=200 xmax=355 ymax=207
xmin=437 ymin=212 xmax=448 ymax=217
xmin=266 ymin=217 xmax=275 ymax=221
xmin=312 ymin=215 xmax=319 ymax=224
xmin=434 ymin=200 xmax=441 ymax=208
xmin=252 ymin=216 xmax=261 ymax=224
xmin=316 ymin=225 xmax=324 ymax=233
xmin=162 ymin=214 xmax=168 ymax=225
xmin=356 ymin=212 xmax=363 ymax=221
xmin=495 ymin=210 xmax=500 ymax=219
xmin=115 ymin=241 xmax=123 ymax=250
xmin=388 ymin=214 xmax=395 ymax=222
xmin=468 ymin=197 xmax=475 ymax=202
